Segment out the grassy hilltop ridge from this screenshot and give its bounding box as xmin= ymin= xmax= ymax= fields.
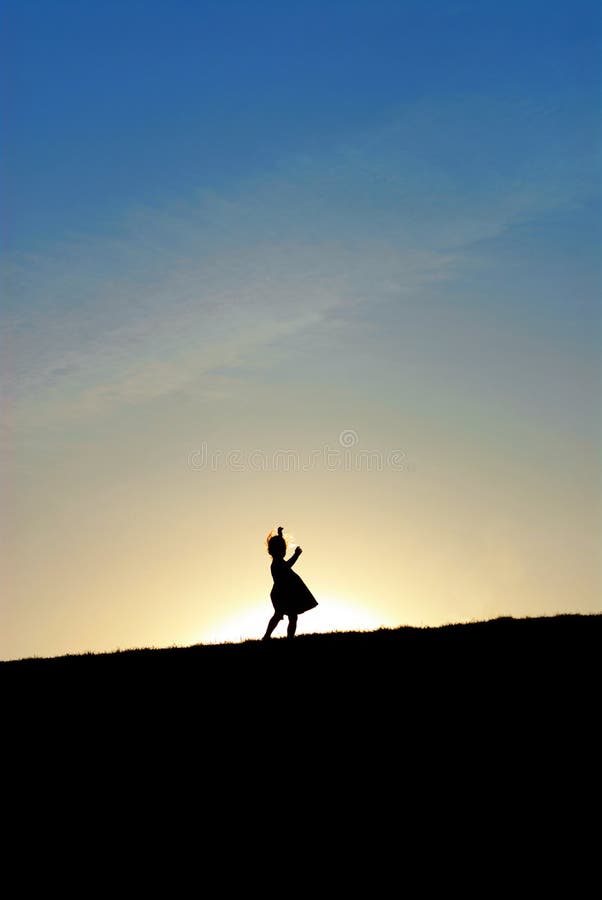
xmin=3 ymin=614 xmax=599 ymax=696
xmin=4 ymin=612 xmax=599 ymax=667
xmin=4 ymin=614 xmax=599 ymax=786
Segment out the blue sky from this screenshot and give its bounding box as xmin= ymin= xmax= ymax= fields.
xmin=4 ymin=1 xmax=599 ymax=247
xmin=2 ymin=1 xmax=600 ymax=658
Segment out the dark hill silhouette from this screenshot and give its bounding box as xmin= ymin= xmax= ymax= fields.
xmin=4 ymin=612 xmax=598 ymax=678
xmin=4 ymin=612 xmax=598 ymax=669
xmin=4 ymin=614 xmax=598 ymax=854
xmin=4 ymin=615 xmax=599 ymax=727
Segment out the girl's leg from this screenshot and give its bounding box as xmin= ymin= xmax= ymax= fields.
xmin=287 ymin=614 xmax=298 ymax=640
xmin=263 ymin=612 xmax=283 ymax=640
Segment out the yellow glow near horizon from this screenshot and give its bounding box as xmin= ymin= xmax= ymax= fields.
xmin=4 ymin=369 xmax=600 ymax=662
xmin=203 ymin=595 xmax=384 ymax=645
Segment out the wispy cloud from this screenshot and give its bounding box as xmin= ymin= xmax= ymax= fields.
xmin=2 ymin=94 xmax=594 ymax=428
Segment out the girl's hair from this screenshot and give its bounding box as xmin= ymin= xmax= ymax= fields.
xmin=266 ymin=527 xmax=287 ymax=557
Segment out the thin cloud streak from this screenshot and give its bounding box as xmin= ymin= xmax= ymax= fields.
xmin=2 ymin=95 xmax=595 ymax=427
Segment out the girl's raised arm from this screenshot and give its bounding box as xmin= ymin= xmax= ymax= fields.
xmin=286 ymin=546 xmax=302 ymax=568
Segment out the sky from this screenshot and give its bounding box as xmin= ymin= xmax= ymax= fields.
xmin=1 ymin=0 xmax=600 ymax=660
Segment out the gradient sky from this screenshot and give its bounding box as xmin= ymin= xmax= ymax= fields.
xmin=2 ymin=1 xmax=600 ymax=660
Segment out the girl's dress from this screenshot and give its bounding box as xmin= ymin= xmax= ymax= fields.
xmin=270 ymin=558 xmax=318 ymax=616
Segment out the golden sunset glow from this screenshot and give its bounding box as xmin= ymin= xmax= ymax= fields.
xmin=207 ymin=594 xmax=383 ymax=645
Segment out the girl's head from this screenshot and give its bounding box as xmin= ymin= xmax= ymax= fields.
xmin=267 ymin=526 xmax=286 ymax=559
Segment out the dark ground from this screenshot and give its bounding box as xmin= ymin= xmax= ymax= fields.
xmin=4 ymin=614 xmax=598 ymax=870
xmin=4 ymin=614 xmax=598 ymax=736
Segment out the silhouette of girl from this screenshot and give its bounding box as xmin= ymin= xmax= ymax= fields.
xmin=262 ymin=526 xmax=318 ymax=640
